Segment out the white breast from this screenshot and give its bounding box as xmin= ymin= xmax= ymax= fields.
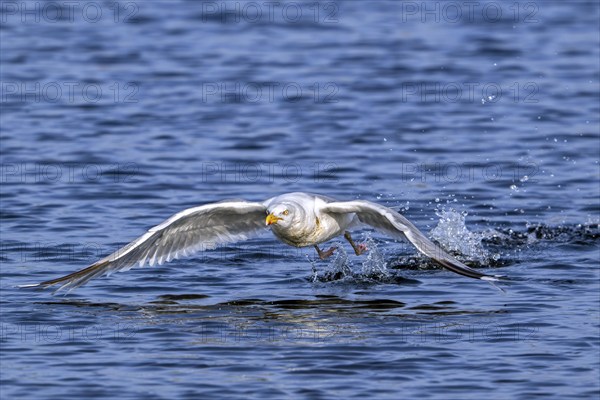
xmin=271 ymin=196 xmax=357 ymax=247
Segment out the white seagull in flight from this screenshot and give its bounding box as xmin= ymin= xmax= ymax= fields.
xmin=23 ymin=192 xmax=502 ymax=293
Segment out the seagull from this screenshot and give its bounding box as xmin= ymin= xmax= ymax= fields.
xmin=22 ymin=192 xmax=502 ymax=293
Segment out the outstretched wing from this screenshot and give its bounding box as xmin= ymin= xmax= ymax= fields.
xmin=25 ymin=200 xmax=269 ymax=293
xmin=321 ymin=200 xmax=502 ymax=281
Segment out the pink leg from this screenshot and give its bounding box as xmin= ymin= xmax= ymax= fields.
xmin=344 ymin=231 xmax=368 ymax=255
xmin=314 ymin=245 xmax=337 ymax=260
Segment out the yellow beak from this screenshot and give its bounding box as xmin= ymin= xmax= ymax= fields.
xmin=266 ymin=213 xmax=282 ymax=226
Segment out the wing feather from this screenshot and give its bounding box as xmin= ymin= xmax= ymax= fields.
xmin=322 ymin=200 xmax=502 ymax=281
xmin=29 ymin=200 xmax=268 ymax=292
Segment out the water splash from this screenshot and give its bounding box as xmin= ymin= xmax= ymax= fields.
xmin=429 ymin=208 xmax=493 ymax=264
xmin=524 ymin=222 xmax=599 ymax=243
xmin=360 ymin=236 xmax=389 ymax=279
xmin=309 ymin=242 xmax=351 ymax=282
xmin=310 ymin=235 xmax=391 ymax=283
xmin=329 ymin=244 xmax=352 ymax=277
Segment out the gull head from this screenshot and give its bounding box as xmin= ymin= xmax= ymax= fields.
xmin=266 ymin=204 xmax=293 ymax=228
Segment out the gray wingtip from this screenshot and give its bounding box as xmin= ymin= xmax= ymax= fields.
xmin=17 ymin=282 xmax=73 ymax=296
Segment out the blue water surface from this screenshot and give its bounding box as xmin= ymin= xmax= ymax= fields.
xmin=1 ymin=1 xmax=599 ymax=399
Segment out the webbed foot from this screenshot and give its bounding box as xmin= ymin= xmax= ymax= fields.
xmin=344 ymin=231 xmax=368 ymax=256
xmin=314 ymin=245 xmax=337 ymax=260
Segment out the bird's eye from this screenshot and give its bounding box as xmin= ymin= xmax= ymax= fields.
xmin=282 ymin=210 xmax=289 ymax=216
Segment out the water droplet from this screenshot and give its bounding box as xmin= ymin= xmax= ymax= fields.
xmin=430 ymin=209 xmax=490 ymax=264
